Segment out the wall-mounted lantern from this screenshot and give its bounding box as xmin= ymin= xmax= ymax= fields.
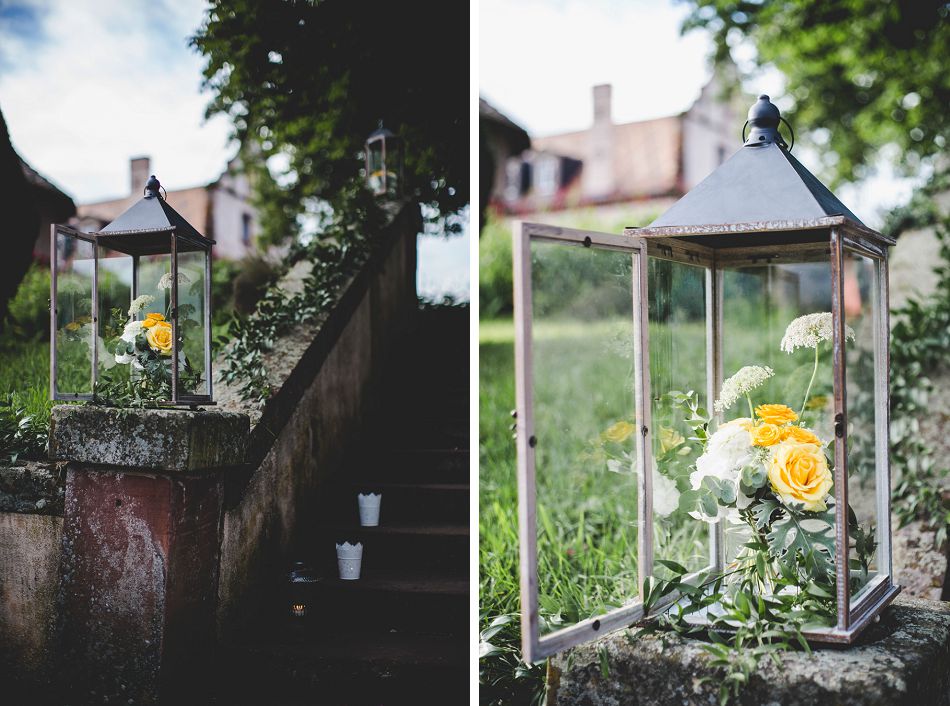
xmin=513 ymin=95 xmax=897 ymax=661
xmin=364 ymin=121 xmax=403 ymax=197
xmin=51 ymin=175 xmax=214 ymax=405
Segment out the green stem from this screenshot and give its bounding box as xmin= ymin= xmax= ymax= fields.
xmin=799 ymin=345 xmax=820 ymax=420
xmin=746 ymin=394 xmax=755 ymax=419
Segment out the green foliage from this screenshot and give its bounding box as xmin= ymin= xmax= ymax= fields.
xmin=5 ymin=263 xmax=50 ymax=341
xmin=479 ymin=217 xmax=513 ymax=319
xmin=681 ymin=0 xmax=950 ymax=183
xmin=0 ymin=342 xmax=52 ymax=462
xmin=887 ymin=193 xmax=950 ymax=546
xmin=191 ymin=0 xmax=466 ymax=247
xmin=217 ymin=180 xmax=385 ymax=404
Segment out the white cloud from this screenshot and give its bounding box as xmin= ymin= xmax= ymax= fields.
xmin=0 ymin=0 xmax=233 ymax=204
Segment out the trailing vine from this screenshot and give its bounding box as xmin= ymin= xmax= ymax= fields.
xmin=216 ymin=181 xmax=388 ymax=404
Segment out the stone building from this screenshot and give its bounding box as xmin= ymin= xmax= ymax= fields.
xmin=495 ymin=72 xmax=744 ymax=226
xmin=70 ymin=155 xmax=259 ymax=260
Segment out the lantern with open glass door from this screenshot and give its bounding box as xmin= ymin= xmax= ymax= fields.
xmin=512 ymin=95 xmax=898 ymax=662
xmin=51 ymin=175 xmax=214 ymax=406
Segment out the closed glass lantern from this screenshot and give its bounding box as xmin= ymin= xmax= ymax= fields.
xmin=51 ymin=175 xmax=213 ymax=405
xmin=365 ymin=122 xmax=402 ymax=197
xmin=512 ymin=95 xmax=897 ymax=661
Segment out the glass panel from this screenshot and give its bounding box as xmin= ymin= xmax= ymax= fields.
xmin=647 ymin=257 xmax=709 ymax=577
xmin=843 ymin=251 xmax=884 ymax=607
xmin=174 ymin=247 xmax=210 ymax=396
xmin=96 ymin=245 xmax=133 ymax=382
xmin=530 ymin=238 xmax=639 ymax=635
xmin=714 ymin=256 xmax=839 ymax=621
xmin=53 ymin=230 xmax=94 ymax=396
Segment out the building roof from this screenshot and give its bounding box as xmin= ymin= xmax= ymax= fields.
xmin=20 ymin=158 xmax=75 ymax=220
xmin=479 ymin=97 xmax=530 ymax=152
xmin=649 ymin=140 xmax=863 ymax=228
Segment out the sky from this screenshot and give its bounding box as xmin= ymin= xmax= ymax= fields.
xmin=479 ymin=0 xmax=919 ymax=228
xmin=0 ymin=0 xmax=232 ymax=203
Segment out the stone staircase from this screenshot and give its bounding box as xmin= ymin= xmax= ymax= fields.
xmin=216 ymin=306 xmax=469 ymax=704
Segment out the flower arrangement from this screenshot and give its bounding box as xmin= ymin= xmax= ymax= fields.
xmin=602 ymin=312 xmax=877 ymax=701
xmin=92 ymin=275 xmax=203 ymax=404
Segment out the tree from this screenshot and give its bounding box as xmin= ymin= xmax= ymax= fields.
xmin=680 ymin=0 xmax=949 ymax=184
xmin=0 ymin=107 xmax=41 ymax=328
xmin=191 ymin=0 xmax=468 ymax=246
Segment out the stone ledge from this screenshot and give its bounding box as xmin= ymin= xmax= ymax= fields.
xmin=49 ymin=405 xmax=250 ymax=472
xmin=549 ymin=595 xmax=950 ymax=706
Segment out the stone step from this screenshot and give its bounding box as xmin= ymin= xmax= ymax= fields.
xmin=335 ymin=482 xmax=470 ymax=524
xmin=352 ymin=448 xmax=469 ymax=484
xmin=288 ymin=569 xmax=468 ymax=635
xmin=314 ymin=523 xmax=468 ymax=572
xmin=215 ymin=630 xmax=467 ymax=704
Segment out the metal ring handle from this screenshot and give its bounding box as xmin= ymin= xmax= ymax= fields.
xmin=779 ymin=117 xmax=795 ymax=151
xmin=741 ymin=119 xmax=750 ymax=144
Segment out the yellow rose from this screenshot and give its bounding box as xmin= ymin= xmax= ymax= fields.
xmin=751 ymin=423 xmax=783 ymax=447
xmin=768 ymin=442 xmax=833 ymax=511
xmin=145 ymin=321 xmax=173 ymax=356
xmin=142 ymin=312 xmax=166 ymax=329
xmin=64 ymin=321 xmax=80 ymax=332
xmin=755 ymin=403 xmax=798 ymax=426
xmin=782 ymin=426 xmax=822 ymax=446
xmin=604 ymin=421 xmax=635 ymax=443
xmin=659 ymin=427 xmax=685 ymax=454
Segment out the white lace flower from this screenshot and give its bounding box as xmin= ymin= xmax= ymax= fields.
xmin=157 ymin=271 xmax=191 ymax=290
xmin=780 ymin=312 xmax=855 ymax=353
xmin=714 ymin=365 xmax=774 ymax=413
xmin=115 ymin=351 xmax=134 ymax=365
xmin=128 ymin=294 xmax=155 ymax=317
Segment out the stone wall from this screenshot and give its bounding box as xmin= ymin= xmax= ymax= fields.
xmin=214 ymin=199 xmax=419 ymax=638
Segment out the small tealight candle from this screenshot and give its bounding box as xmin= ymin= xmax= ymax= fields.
xmin=291 ymin=602 xmax=307 ymax=618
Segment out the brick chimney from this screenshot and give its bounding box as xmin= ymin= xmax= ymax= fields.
xmin=130 ymin=156 xmax=150 ymax=197
xmin=586 ymin=84 xmax=614 ymax=201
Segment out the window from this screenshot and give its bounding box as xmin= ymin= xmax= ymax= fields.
xmin=241 ymin=213 xmax=252 ymax=246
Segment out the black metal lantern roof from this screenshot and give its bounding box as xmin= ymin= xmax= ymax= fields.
xmin=99 ymin=175 xmax=210 ymax=242
xmin=95 ymin=175 xmax=213 ymax=256
xmin=366 ymin=122 xmax=396 ymax=142
xmin=643 ymin=96 xmax=876 ymax=241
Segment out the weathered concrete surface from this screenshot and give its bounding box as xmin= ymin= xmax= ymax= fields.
xmin=215 ymin=202 xmax=418 ymax=639
xmin=57 ymin=467 xmax=225 ymax=704
xmin=549 ymin=595 xmax=950 ymax=706
xmin=0 ymin=461 xmax=65 ymax=514
xmin=0 ymin=512 xmax=62 ymax=687
xmin=50 ymin=405 xmax=249 ymax=471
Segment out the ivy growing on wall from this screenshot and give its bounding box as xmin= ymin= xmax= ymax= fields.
xmin=217 ymin=180 xmax=387 ymax=405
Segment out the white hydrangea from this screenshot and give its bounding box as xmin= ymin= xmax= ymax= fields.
xmin=780 ymin=312 xmax=855 ymax=353
xmin=652 ymin=471 xmax=680 ymax=518
xmin=120 ymin=320 xmax=145 ymax=343
xmin=689 ymin=421 xmax=754 ymax=492
xmin=714 ymin=365 xmax=774 ymax=413
xmin=128 ymin=294 xmax=155 ymax=317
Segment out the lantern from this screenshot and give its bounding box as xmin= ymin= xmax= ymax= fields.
xmin=288 ymin=561 xmax=318 ymax=620
xmin=50 ymin=175 xmax=213 ymax=405
xmin=364 ymin=121 xmax=402 ymax=197
xmin=513 ymin=95 xmax=897 ymax=661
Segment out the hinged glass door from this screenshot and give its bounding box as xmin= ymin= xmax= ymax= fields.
xmin=513 ymin=222 xmax=654 ymax=661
